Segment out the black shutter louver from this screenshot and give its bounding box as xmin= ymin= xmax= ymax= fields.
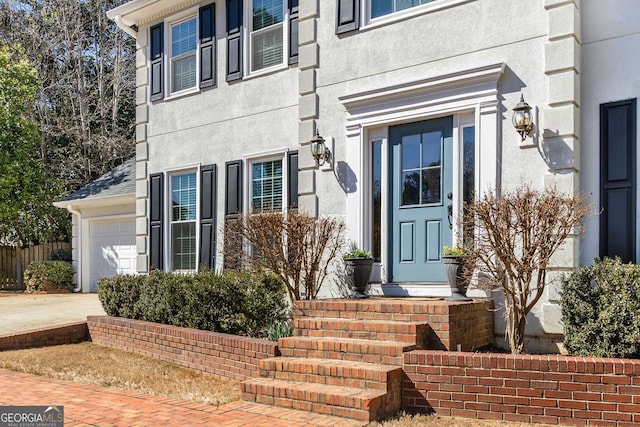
xmin=200 ymin=4 xmax=216 ymax=88
xmin=288 ymin=151 xmax=298 ymax=209
xmin=226 ymin=0 xmax=243 ymax=81
xmin=288 ymin=0 xmax=299 ymax=64
xmin=149 ymin=173 xmax=164 ymax=270
xmin=150 ymin=23 xmax=164 ymax=101
xmin=199 ymin=164 xmax=217 ymax=269
xmin=336 ymin=0 xmax=359 ymax=34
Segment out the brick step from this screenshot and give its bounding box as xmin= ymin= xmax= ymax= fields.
xmin=293 ymin=317 xmax=428 ymax=347
xmin=259 ymin=357 xmax=403 ymax=391
xmin=225 ymin=401 xmax=365 ymax=427
xmin=241 ymin=377 xmax=387 ymax=422
xmin=277 ymin=336 xmax=413 ymax=365
xmin=294 ymin=299 xmax=442 ymax=322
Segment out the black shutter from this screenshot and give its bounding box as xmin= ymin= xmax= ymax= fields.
xmin=288 ymin=0 xmax=299 ymax=64
xmin=336 ymin=0 xmax=359 ymax=34
xmin=149 ymin=173 xmax=164 ymax=270
xmin=150 ymin=23 xmax=164 ymax=101
xmin=225 ymin=160 xmax=243 ymax=218
xmin=224 ymin=160 xmax=243 ymax=270
xmin=226 ymin=0 xmax=243 ymax=81
xmin=288 ymin=151 xmax=298 ymax=209
xmin=200 ymin=4 xmax=216 ymax=88
xmin=600 ymin=99 xmax=637 ymax=262
xmin=199 ymin=164 xmax=217 ymax=269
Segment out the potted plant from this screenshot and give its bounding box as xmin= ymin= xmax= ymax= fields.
xmin=442 ymin=245 xmax=472 ymax=301
xmin=343 ymin=244 xmax=374 ymax=298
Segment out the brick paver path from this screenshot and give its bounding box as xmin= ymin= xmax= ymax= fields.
xmin=0 ymin=369 xmax=364 ymax=426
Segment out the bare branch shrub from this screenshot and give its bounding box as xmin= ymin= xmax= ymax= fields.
xmin=223 ymin=211 xmax=345 ymax=301
xmin=464 ymin=185 xmax=590 ymax=354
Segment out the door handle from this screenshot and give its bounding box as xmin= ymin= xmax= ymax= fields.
xmin=447 ymin=203 xmax=453 ymax=229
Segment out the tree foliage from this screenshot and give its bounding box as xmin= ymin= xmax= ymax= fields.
xmin=464 ymin=185 xmax=589 ymax=354
xmin=0 ymin=45 xmax=67 ymax=245
xmin=0 ymin=0 xmax=136 ymax=193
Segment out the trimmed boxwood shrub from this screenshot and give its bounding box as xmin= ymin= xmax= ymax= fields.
xmin=97 ymin=269 xmax=289 ymax=338
xmin=24 ymin=261 xmax=75 ymax=293
xmin=561 ymin=257 xmax=640 ymax=358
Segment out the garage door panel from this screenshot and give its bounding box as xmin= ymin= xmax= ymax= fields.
xmin=89 ymin=219 xmax=136 ymax=292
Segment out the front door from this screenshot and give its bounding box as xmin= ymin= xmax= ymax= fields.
xmin=389 ymin=116 xmax=453 ymax=283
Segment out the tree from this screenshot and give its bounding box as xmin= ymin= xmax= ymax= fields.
xmin=0 ymin=0 xmax=136 ymax=193
xmin=224 ymin=211 xmax=345 ymax=302
xmin=464 ymin=185 xmax=589 ymax=354
xmin=0 ymin=45 xmax=68 ymax=251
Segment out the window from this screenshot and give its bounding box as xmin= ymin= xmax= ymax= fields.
xmin=171 ymin=18 xmax=197 ymax=92
xmin=149 ymin=4 xmax=216 ymax=101
xmin=400 ymin=131 xmax=442 ymax=206
xmin=170 ymin=172 xmax=197 ymax=270
xmin=462 ymin=125 xmax=475 ymax=245
xmin=371 ymin=140 xmax=382 ymax=262
xmin=251 ymin=159 xmax=283 ymax=211
xmin=370 ymin=0 xmax=434 ymax=19
xmin=250 ymin=0 xmax=285 ymax=72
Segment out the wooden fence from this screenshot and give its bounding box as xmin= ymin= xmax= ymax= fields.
xmin=0 ymin=242 xmax=71 ymax=290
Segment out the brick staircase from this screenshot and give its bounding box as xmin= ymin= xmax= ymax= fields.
xmin=241 ymin=299 xmax=432 ymax=423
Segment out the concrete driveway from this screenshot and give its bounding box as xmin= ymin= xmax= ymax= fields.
xmin=0 ymin=293 xmax=105 ymax=335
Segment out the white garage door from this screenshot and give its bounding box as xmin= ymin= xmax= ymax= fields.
xmin=89 ymin=218 xmax=137 ymax=292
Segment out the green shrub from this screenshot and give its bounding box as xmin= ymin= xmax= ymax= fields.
xmin=97 ymin=269 xmax=290 ymax=338
xmin=97 ymin=274 xmax=145 ymax=319
xmin=50 ymin=248 xmax=72 ymax=263
xmin=561 ymin=257 xmax=640 ymax=358
xmin=24 ymin=261 xmax=75 ymax=293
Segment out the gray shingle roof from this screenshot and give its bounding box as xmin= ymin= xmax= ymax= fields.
xmin=60 ymin=157 xmax=136 ymax=202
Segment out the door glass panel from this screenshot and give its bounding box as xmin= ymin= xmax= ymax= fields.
xmin=401 ymin=134 xmax=420 ymax=169
xmin=372 ymin=140 xmax=382 ymax=262
xmin=400 ymin=131 xmax=442 ymax=206
xmin=422 ymin=131 xmax=441 ymax=167
xmin=462 ymin=126 xmax=475 ymax=245
xmin=422 ymin=168 xmax=441 ymax=204
xmin=402 ymin=171 xmax=420 ymax=205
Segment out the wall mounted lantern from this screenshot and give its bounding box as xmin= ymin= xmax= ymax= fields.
xmin=512 ymin=94 xmax=533 ymax=142
xmin=310 ymin=131 xmax=331 ymax=167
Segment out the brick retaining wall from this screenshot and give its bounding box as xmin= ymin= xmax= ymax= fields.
xmin=87 ymin=316 xmax=279 ymax=381
xmin=0 ymin=322 xmax=88 ymax=351
xmin=404 ymin=350 xmax=640 ymax=426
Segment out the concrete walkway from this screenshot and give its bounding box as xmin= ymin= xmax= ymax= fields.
xmin=0 ymin=293 xmax=105 ymax=335
xmin=0 ymin=369 xmax=364 ymax=427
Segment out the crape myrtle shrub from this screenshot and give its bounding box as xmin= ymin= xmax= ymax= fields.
xmin=561 ymin=257 xmax=640 ymax=358
xmin=98 ymin=269 xmax=289 ymax=338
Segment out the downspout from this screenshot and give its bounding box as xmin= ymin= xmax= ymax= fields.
xmin=66 ymin=205 xmax=83 ymax=293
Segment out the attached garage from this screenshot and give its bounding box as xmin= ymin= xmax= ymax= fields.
xmin=54 ymin=158 xmax=136 ymax=293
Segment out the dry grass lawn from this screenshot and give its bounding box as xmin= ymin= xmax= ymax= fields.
xmin=0 ymin=343 xmax=560 ymax=427
xmin=0 ymin=342 xmax=240 ymax=406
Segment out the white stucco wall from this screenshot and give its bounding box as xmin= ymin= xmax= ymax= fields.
xmin=580 ymin=0 xmax=640 ymax=265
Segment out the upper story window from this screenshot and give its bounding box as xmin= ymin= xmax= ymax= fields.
xmin=337 ymin=0 xmax=470 ymax=34
xmin=149 ymin=4 xmax=216 ymax=101
xmin=171 ymin=17 xmax=197 ymax=92
xmin=226 ymin=0 xmax=298 ymax=81
xmin=370 ymin=0 xmax=434 ymax=19
xmin=251 ymin=0 xmax=284 ymax=72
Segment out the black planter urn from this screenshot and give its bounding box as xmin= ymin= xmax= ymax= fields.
xmin=344 ymin=258 xmax=374 ymax=297
xmin=443 ymin=256 xmax=472 ymax=301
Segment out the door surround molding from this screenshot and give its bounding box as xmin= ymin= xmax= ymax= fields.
xmin=340 ymin=63 xmax=504 ymax=296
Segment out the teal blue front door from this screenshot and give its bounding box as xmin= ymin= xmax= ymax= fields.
xmin=389 ymin=116 xmax=453 ymax=283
